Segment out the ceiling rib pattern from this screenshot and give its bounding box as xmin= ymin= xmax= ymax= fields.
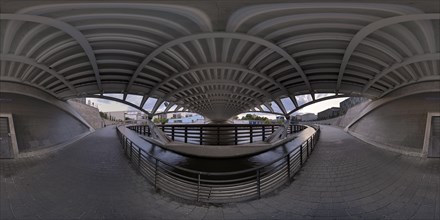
xmin=0 ymin=3 xmax=439 ymax=121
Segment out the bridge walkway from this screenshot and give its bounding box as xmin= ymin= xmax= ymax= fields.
xmin=1 ymin=125 xmax=438 ymax=219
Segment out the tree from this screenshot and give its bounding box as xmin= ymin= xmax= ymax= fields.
xmin=99 ymin=112 xmax=108 ymax=119
xmin=241 ymin=114 xmax=270 ymax=122
xmin=153 ymin=117 xmax=168 ymax=124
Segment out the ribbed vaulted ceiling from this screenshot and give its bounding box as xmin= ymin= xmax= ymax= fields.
xmin=1 ymin=2 xmax=439 ymax=121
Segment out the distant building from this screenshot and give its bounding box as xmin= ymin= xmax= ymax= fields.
xmin=317 ymin=107 xmax=340 ymax=120
xmin=276 ymin=116 xmax=285 ymax=121
xmin=70 ymin=98 xmax=87 ymax=104
xmin=167 ymin=114 xmax=204 ymax=124
xmin=156 ymin=113 xmax=167 ymax=119
xmin=106 ymin=111 xmax=125 ymax=121
xmin=301 ymin=113 xmax=318 ymax=121
xmin=105 ymin=111 xmax=146 ymax=121
xmin=292 ymin=113 xmax=317 ymax=122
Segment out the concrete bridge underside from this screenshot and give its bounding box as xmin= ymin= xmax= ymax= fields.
xmin=1 ymin=125 xmax=439 ymax=219
xmin=1 ymin=0 xmax=439 ymax=122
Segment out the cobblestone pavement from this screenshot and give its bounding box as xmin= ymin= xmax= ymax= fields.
xmin=1 ymin=125 xmax=439 ymax=219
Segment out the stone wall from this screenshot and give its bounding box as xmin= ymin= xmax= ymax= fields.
xmin=68 ymin=100 xmax=104 ymax=129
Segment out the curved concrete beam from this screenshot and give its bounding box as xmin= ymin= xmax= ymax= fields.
xmin=126 ymin=32 xmax=312 ymax=94
xmin=226 ymin=3 xmax=423 ymax=32
xmin=0 ymin=13 xmax=102 ymax=91
xmin=18 ymin=3 xmax=213 ymax=32
xmin=163 ymin=80 xmax=273 ymax=102
xmin=337 ymin=14 xmax=440 ymax=92
xmin=0 ymin=54 xmax=77 ymax=93
xmin=148 ymin=63 xmax=289 ymax=97
xmin=363 ymin=53 xmax=440 ymax=93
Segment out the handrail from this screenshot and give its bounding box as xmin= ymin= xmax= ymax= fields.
xmin=128 ymin=123 xmax=306 ymax=145
xmin=117 ymin=124 xmax=320 ymax=203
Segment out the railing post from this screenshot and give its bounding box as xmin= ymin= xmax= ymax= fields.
xmin=306 ymin=139 xmax=309 ymax=158
xmin=290 ymin=125 xmax=293 ymax=134
xmin=300 ymin=143 xmax=303 ymax=167
xmin=184 ymin=126 xmax=188 ymax=143
xmin=287 ymin=154 xmax=291 ymax=181
xmin=234 ymin=126 xmax=238 ymax=145
xmin=197 ymin=173 xmax=201 ymax=202
xmin=256 ymin=169 xmax=261 ymax=199
xmin=199 ymin=127 xmax=203 ymax=145
xmin=171 ymin=126 xmax=175 ymax=141
xmin=138 ymin=147 xmax=141 ymax=171
xmin=262 ymin=125 xmax=266 ymax=141
xmin=130 ymin=142 xmax=133 ymax=160
xmin=271 ymin=125 xmax=274 ymax=133
xmin=154 ymin=159 xmax=158 ymax=190
xmin=250 ymin=126 xmax=253 ymax=143
xmin=217 ymin=127 xmax=220 ymax=145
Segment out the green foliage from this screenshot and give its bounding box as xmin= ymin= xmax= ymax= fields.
xmin=153 ymin=117 xmax=169 ymax=124
xmin=99 ymin=112 xmax=108 ymax=119
xmin=241 ymin=114 xmax=269 ymax=121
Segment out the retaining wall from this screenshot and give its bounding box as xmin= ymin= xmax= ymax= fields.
xmin=0 ymin=93 xmax=90 ymax=153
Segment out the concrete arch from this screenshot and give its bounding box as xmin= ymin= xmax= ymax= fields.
xmin=226 ymin=3 xmax=423 ymax=32
xmin=148 ymin=63 xmax=289 ymax=97
xmin=0 ymin=13 xmax=102 ymax=90
xmin=175 ymin=90 xmax=262 ymax=105
xmin=77 ymin=23 xmax=174 ymax=41
xmin=60 ymin=13 xmax=192 ymax=36
xmin=337 ymin=14 xmax=440 ymax=91
xmin=0 ymin=54 xmax=76 ymax=93
xmin=163 ymin=80 xmax=274 ymax=102
xmin=86 ymin=34 xmax=159 ymax=48
xmin=18 ymin=3 xmax=213 ymax=32
xmin=126 ymin=32 xmax=312 ymax=94
xmin=363 ymin=53 xmax=440 ymax=92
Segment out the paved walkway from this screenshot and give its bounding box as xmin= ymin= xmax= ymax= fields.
xmin=1 ymin=125 xmax=439 ymax=219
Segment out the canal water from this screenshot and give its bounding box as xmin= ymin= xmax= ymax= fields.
xmin=130 ymin=128 xmax=303 ymax=174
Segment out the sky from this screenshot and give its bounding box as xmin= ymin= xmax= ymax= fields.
xmin=87 ymin=94 xmax=348 ymax=119
xmin=237 ymin=97 xmax=348 ymax=119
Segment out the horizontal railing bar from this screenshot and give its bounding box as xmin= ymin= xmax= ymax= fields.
xmin=119 ymin=124 xmax=320 ymax=203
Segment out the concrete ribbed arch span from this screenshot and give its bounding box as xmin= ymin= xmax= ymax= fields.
xmin=0 ymin=3 xmax=439 ymax=121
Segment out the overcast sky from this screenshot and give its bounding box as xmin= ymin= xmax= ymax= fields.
xmin=87 ymin=95 xmax=347 ymax=119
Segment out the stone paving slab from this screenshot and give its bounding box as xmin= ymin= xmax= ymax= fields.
xmin=1 ymin=125 xmax=439 ymax=219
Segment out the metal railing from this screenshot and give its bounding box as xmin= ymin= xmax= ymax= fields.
xmin=128 ymin=124 xmax=306 ymax=145
xmin=117 ymin=125 xmax=320 ymax=203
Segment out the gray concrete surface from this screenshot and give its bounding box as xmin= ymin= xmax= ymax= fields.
xmin=0 ymin=93 xmax=90 ymax=153
xmin=1 ymin=125 xmax=439 ymax=219
xmin=350 ymin=92 xmax=440 ymax=155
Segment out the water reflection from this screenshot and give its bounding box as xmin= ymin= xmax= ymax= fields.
xmin=136 ymin=132 xmax=298 ymax=174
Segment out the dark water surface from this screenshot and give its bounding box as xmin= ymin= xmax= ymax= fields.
xmin=123 ymin=127 xmax=303 ymax=173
